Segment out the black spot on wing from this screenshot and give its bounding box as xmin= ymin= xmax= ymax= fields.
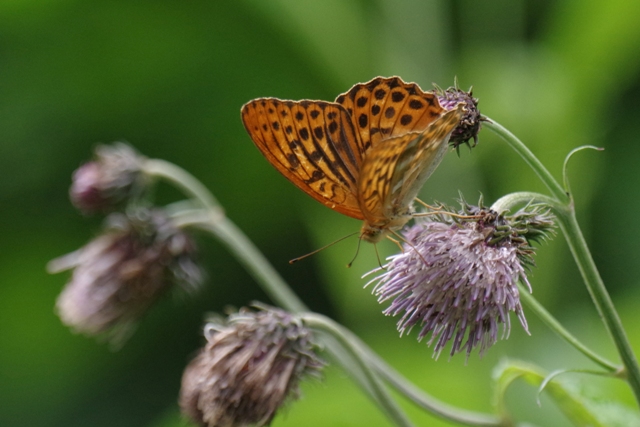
xmin=385 ymin=107 xmax=395 ymax=119
xmin=400 ymin=114 xmax=412 ymax=125
xmin=359 ymin=114 xmax=368 ymax=128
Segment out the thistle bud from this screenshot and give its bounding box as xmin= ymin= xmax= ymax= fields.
xmin=366 ymin=199 xmax=555 ymax=358
xmin=70 ymin=143 xmax=145 ymax=213
xmin=179 ymin=306 xmax=324 ymax=427
xmin=48 ymin=208 xmax=203 ymax=343
xmin=434 ymin=85 xmax=482 ymax=149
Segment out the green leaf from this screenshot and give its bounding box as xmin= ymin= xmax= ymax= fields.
xmin=493 ymin=359 xmax=640 ymax=427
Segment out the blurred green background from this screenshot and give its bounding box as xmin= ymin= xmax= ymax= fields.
xmin=2 ymin=0 xmax=640 ymax=426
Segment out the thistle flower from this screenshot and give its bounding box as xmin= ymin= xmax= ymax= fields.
xmin=367 ymin=200 xmax=555 ymax=358
xmin=179 ymin=306 xmax=324 ymax=427
xmin=48 ymin=208 xmax=203 ymax=343
xmin=70 ymin=143 xmax=145 ymax=213
xmin=433 ymin=84 xmax=482 ymax=149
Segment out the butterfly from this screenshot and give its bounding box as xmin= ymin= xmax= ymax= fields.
xmin=241 ymin=77 xmax=465 ymax=243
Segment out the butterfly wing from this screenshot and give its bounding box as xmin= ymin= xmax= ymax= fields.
xmin=241 ymin=98 xmax=367 ymax=220
xmin=335 ymin=76 xmax=446 ymax=150
xmin=357 ymin=104 xmax=465 ymax=226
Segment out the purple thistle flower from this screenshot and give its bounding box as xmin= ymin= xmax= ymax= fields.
xmin=179 ymin=306 xmax=324 ymax=427
xmin=366 ymin=201 xmax=555 ymax=358
xmin=70 ymin=143 xmax=145 ymax=213
xmin=48 ymin=208 xmax=203 ymax=343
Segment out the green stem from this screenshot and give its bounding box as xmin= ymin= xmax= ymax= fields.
xmin=142 ymin=158 xmax=221 ymax=210
xmin=303 ymin=313 xmax=415 ymax=427
xmin=198 ymin=218 xmax=308 ymax=312
xmin=484 ymin=120 xmax=568 ymax=203
xmin=517 ymin=283 xmax=620 ymax=373
xmin=336 ymin=326 xmax=506 ymax=426
xmin=556 ymin=212 xmax=639 ymax=387
xmin=485 ymin=118 xmax=640 ymax=404
xmin=148 ymin=158 xmax=504 ymax=426
xmin=493 ymin=193 xmax=619 ymax=372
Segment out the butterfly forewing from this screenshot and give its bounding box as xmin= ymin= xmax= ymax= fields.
xmin=241 ymin=98 xmax=366 ymax=220
xmin=335 ymin=77 xmax=446 ymax=149
xmin=357 ymin=105 xmax=465 ymax=225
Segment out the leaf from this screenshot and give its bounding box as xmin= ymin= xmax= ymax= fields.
xmin=493 ymin=359 xmax=640 ymax=427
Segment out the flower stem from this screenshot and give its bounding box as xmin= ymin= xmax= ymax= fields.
xmin=142 ymin=159 xmax=221 ymax=210
xmin=335 ymin=326 xmax=506 ymax=426
xmin=303 ymin=313 xmax=416 ymax=427
xmin=485 ymin=118 xmax=640 ymax=405
xmin=147 ymin=158 xmax=506 ymax=426
xmin=556 ymin=212 xmax=639 ymax=388
xmin=483 ymin=120 xmax=568 ymax=203
xmin=517 ymin=283 xmax=620 ymax=373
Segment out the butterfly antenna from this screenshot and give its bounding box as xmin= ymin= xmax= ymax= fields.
xmin=289 ymin=231 xmax=359 ymax=264
xmin=346 ymin=234 xmax=364 ymax=268
xmin=373 ymin=243 xmax=384 ymax=269
xmin=390 ymin=229 xmax=428 ymax=266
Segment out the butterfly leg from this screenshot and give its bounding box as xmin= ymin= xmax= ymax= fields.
xmin=389 ymin=230 xmax=429 ymax=266
xmin=386 ymin=235 xmax=405 ymax=254
xmin=415 ymin=197 xmax=442 ymax=211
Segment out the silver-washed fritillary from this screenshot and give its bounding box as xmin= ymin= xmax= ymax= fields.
xmin=240 ymin=77 xmax=465 ymax=242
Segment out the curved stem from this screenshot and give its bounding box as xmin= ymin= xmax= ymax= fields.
xmin=517 ymin=283 xmax=620 ymax=373
xmin=303 ymin=313 xmax=415 ymax=427
xmin=142 ymin=158 xmax=221 ymax=210
xmin=196 ymin=218 xmax=308 ymax=313
xmin=556 ymin=212 xmax=640 ymax=394
xmin=336 ymin=326 xmax=506 ymax=426
xmin=483 ymin=120 xmax=568 ymax=203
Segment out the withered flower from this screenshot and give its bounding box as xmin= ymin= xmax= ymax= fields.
xmin=48 ymin=209 xmax=202 ymax=343
xmin=70 ymin=143 xmax=145 ymax=213
xmin=180 ymin=306 xmax=324 ymax=427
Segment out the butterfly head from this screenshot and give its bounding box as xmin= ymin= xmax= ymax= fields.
xmin=433 ymin=85 xmax=482 ymax=149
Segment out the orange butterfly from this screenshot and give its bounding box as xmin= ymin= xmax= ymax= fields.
xmin=241 ymin=77 xmax=466 ymax=243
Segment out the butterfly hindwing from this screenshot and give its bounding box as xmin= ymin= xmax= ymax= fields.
xmin=357 ymin=104 xmax=465 ymax=225
xmin=335 ymin=76 xmax=446 ymax=149
xmin=241 ymin=98 xmax=366 ymax=220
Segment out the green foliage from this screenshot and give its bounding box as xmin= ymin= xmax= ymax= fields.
xmin=494 ymin=360 xmax=640 ymax=427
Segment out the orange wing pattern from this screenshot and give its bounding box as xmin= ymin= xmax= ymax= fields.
xmin=335 ymin=76 xmax=445 ymax=150
xmin=241 ymin=77 xmax=466 ymax=243
xmin=241 ymin=98 xmax=366 ymax=219
xmin=357 ymin=105 xmax=465 ymax=227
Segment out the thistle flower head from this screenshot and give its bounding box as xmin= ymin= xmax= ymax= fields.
xmin=70 ymin=143 xmax=145 ymax=213
xmin=48 ymin=208 xmax=203 ymax=343
xmin=367 ymin=199 xmax=555 ymax=358
xmin=179 ymin=306 xmax=324 ymax=427
xmin=433 ymin=83 xmax=482 ymax=149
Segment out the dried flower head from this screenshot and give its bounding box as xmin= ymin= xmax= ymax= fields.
xmin=179 ymin=306 xmax=324 ymax=427
xmin=433 ymin=83 xmax=482 ymax=149
xmin=367 ymin=199 xmax=555 ymax=358
xmin=70 ymin=143 xmax=145 ymax=213
xmin=48 ymin=208 xmax=203 ymax=343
